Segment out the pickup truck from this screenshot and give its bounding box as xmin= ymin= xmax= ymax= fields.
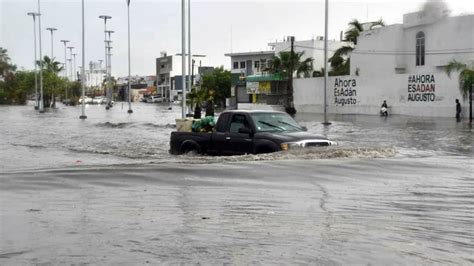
xmin=169 ymin=110 xmax=335 ymax=155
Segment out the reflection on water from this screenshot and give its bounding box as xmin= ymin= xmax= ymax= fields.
xmin=0 ymin=103 xmax=473 ymax=264
xmin=0 ymin=103 xmax=472 ymax=171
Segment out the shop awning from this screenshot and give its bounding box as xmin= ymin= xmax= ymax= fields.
xmin=246 ymin=73 xmax=284 ymax=82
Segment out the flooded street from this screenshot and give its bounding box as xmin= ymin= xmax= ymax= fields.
xmin=0 ymin=103 xmax=473 ymax=264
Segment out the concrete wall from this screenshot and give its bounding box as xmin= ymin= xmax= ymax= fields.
xmin=294 ymin=73 xmax=469 ymax=117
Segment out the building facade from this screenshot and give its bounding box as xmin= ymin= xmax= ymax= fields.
xmin=293 ymin=11 xmax=473 ymax=118
xmin=268 ymin=37 xmax=350 ymax=71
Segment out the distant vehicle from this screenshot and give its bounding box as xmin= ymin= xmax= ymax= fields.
xmin=62 ymin=99 xmax=73 ymax=106
xmin=140 ymin=96 xmax=150 ymax=103
xmin=92 ymin=97 xmax=106 ymax=104
xmin=78 ymin=96 xmax=93 ymax=104
xmin=170 ymin=110 xmax=335 ymax=155
xmin=147 ymin=95 xmax=163 ymax=103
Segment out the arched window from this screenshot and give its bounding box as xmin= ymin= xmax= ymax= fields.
xmin=416 ymin=32 xmax=425 ymax=66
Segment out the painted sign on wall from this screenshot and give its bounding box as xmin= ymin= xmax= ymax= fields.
xmin=246 ymin=82 xmax=259 ymax=94
xmin=334 ymin=78 xmax=357 ymax=106
xmin=407 ymin=74 xmax=436 ymax=102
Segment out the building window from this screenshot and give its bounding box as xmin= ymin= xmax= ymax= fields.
xmin=254 ymin=61 xmax=260 ymax=69
xmin=240 ymin=61 xmax=246 ymax=69
xmin=416 ymin=31 xmax=425 ymax=66
xmin=233 ymin=61 xmax=239 ymax=69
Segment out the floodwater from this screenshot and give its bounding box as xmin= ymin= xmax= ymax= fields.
xmin=0 ymin=103 xmax=472 ymax=264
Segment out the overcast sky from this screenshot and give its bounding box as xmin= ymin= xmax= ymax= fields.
xmin=1 ymin=0 xmax=472 ymax=77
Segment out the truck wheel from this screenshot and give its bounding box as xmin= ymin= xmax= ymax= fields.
xmin=181 ymin=143 xmax=199 ymax=155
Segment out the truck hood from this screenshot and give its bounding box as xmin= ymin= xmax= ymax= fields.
xmin=255 ymin=131 xmax=329 ymax=143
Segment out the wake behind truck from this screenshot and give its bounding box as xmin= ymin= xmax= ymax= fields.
xmin=169 ymin=110 xmax=335 ymax=156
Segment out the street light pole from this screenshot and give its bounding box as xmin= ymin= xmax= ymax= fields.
xmin=105 ymin=30 xmax=114 ymax=109
xmin=187 ymin=0 xmax=192 ymax=116
xmin=126 ymin=0 xmax=133 ymax=113
xmin=322 ymin=0 xmax=331 ymax=125
xmin=99 ymin=15 xmax=112 ymax=109
xmin=60 ymin=40 xmax=69 ymax=99
xmin=181 ymin=0 xmax=186 ymax=119
xmin=67 ymin=58 xmax=72 ymax=80
xmin=46 ymin=27 xmax=57 ymax=59
xmin=79 ymin=0 xmax=87 ymax=119
xmin=72 ymin=53 xmax=77 ymax=80
xmin=67 ymin=46 xmax=74 ymax=80
xmin=37 ymin=0 xmax=44 ymax=113
xmin=27 ymin=12 xmax=40 ymax=110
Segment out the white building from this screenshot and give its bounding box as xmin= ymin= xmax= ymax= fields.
xmin=294 ymin=11 xmax=474 ymax=118
xmin=268 ymin=37 xmax=350 ymax=71
xmin=224 ymin=51 xmax=275 ymax=76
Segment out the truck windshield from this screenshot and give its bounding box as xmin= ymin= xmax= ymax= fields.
xmin=250 ymin=113 xmax=304 ymax=132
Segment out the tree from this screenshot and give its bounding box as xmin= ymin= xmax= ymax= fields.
xmin=200 ymin=67 xmax=231 ymax=110
xmin=444 ymin=60 xmax=473 ymax=123
xmin=36 ymin=56 xmax=64 ymax=107
xmin=329 ymin=19 xmax=384 ymax=76
xmin=269 ymin=51 xmax=314 ymax=78
xmin=267 ymin=51 xmax=314 ymax=114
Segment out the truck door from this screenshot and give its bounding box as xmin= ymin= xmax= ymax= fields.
xmin=227 ymin=114 xmax=254 ymax=155
xmin=211 ymin=112 xmax=231 ymax=154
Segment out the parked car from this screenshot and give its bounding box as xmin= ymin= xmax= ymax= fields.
xmin=78 ymin=96 xmax=93 ymax=104
xmin=147 ymin=95 xmax=163 ymax=103
xmin=169 ymin=110 xmax=335 ymax=155
xmin=92 ymin=96 xmax=106 ymax=104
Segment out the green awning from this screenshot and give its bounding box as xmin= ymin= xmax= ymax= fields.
xmin=246 ymin=73 xmax=283 ymax=82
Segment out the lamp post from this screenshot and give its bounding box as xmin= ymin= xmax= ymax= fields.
xmin=67 ymin=58 xmax=72 ymax=81
xmin=181 ymin=0 xmax=186 ymax=119
xmin=37 ymin=0 xmax=44 ymax=113
xmin=99 ymin=15 xmax=112 ymax=109
xmin=27 ymin=12 xmax=40 ymax=110
xmin=105 ymin=30 xmax=114 ymax=109
xmin=67 ymin=46 xmax=74 ymax=80
xmin=79 ymin=0 xmax=87 ymax=119
xmin=126 ymin=0 xmax=133 ymax=114
xmin=60 ymin=40 xmax=69 ymax=100
xmin=187 ymin=0 xmax=192 ymax=116
xmin=322 ymin=0 xmax=331 ymax=125
xmin=72 ymin=53 xmax=77 ymax=80
xmin=46 ymin=27 xmax=57 ymax=59
xmin=105 ymin=39 xmax=113 ymax=109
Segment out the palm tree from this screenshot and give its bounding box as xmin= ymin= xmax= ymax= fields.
xmin=269 ymin=51 xmax=314 ymax=78
xmin=268 ymin=51 xmax=314 ymax=114
xmin=36 ymin=56 xmax=64 ymax=107
xmin=444 ymin=60 xmax=473 ymax=123
xmin=36 ymin=56 xmax=63 ymax=73
xmin=329 ymin=19 xmax=384 ymax=75
xmin=0 ymin=47 xmax=16 ymax=78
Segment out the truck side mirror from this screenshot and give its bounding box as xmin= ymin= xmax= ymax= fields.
xmin=238 ymin=127 xmax=253 ymax=135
